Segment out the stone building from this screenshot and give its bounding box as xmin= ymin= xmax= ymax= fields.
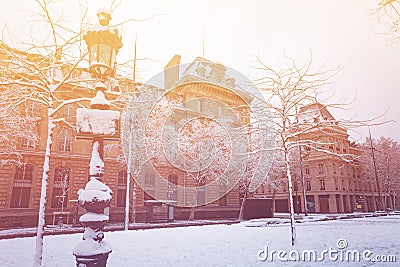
xmin=254 ymin=103 xmax=392 ymax=213
xmin=0 ymin=49 xmax=249 ymax=228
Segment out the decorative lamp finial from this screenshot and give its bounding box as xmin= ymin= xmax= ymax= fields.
xmin=97 ymin=7 xmax=111 ymax=26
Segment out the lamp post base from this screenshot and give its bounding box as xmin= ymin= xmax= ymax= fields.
xmin=75 ymin=252 xmax=111 ymax=267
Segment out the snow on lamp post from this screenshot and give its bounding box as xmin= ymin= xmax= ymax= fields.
xmin=73 ymin=7 xmax=122 ymax=267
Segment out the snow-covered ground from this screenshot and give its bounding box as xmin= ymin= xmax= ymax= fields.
xmin=0 ymin=216 xmax=399 ymax=266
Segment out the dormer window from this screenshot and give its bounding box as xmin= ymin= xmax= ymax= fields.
xmin=196 ymin=66 xmax=206 ymax=78
xmin=226 ymin=77 xmax=235 ymax=88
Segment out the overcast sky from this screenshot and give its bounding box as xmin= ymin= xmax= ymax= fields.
xmin=1 ymin=0 xmax=399 ymax=142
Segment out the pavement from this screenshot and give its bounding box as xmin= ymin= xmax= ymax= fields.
xmin=243 ymin=211 xmax=400 ymax=227
xmin=1 ymin=211 xmax=398 ymax=240
xmin=0 ymin=219 xmax=239 ymax=240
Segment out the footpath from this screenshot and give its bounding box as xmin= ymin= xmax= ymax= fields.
xmin=1 ymin=211 xmax=398 ymax=240
xmin=243 ymin=211 xmax=400 ymax=227
xmin=0 ymin=219 xmax=238 ymax=240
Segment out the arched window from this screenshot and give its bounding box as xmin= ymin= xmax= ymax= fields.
xmin=51 ymin=166 xmax=70 ymax=208
xmin=14 ymin=163 xmax=33 ymax=181
xmin=10 ymin=163 xmax=33 ymax=208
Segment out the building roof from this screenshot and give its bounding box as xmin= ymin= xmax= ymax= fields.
xmin=299 ymin=102 xmax=335 ymax=122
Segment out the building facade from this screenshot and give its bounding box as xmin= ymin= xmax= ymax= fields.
xmin=253 ymin=103 xmax=393 ymax=214
xmin=0 ymin=50 xmax=247 ymax=228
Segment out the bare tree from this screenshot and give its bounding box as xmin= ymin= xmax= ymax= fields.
xmin=360 ymin=136 xmax=400 ymax=210
xmin=122 ymin=86 xmax=173 ymax=228
xmin=0 ymin=89 xmax=39 ymax=165
xmin=0 ymin=1 xmax=92 ymax=264
xmin=253 ymin=54 xmax=369 ymax=246
xmin=238 ymin=121 xmax=273 ymax=221
xmin=177 ymin=117 xmax=232 ymax=220
xmin=371 ymin=0 xmax=400 ymax=43
xmin=0 ymin=0 xmax=159 ymax=264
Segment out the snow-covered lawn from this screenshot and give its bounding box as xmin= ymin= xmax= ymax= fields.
xmin=0 ymin=216 xmax=399 ymax=266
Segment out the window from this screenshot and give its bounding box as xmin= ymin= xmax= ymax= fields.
xmin=10 ymin=164 xmax=33 ymax=208
xmin=118 ymin=171 xmax=127 ymax=185
xmin=144 ymin=172 xmax=155 ymax=201
xmin=336 ymin=141 xmax=341 ymax=152
xmin=144 ymin=172 xmax=155 ymax=187
xmin=17 ymin=120 xmax=38 ymax=149
xmin=219 ymin=183 xmax=227 ymax=206
xmin=318 ymin=164 xmax=324 ymax=174
xmin=117 ymin=189 xmax=126 ymax=207
xmin=335 ymin=179 xmax=338 ymax=190
xmin=328 ymin=137 xmax=334 ymax=150
xmin=333 ymin=164 xmax=337 ymax=174
xmin=117 ymin=170 xmax=127 ymax=207
xmin=10 ymin=187 xmax=30 ymax=208
xmin=18 ymin=136 xmax=37 ymax=149
xmin=196 ymin=66 xmax=206 ymax=78
xmin=167 ymin=174 xmax=178 ymax=201
xmin=293 ymin=181 xmax=298 ymax=192
xmin=316 ymin=138 xmax=324 ymax=149
xmin=63 ymin=104 xmax=75 ymax=118
xmin=342 ymin=179 xmax=345 ymax=190
xmin=305 ymin=166 xmax=310 ymax=175
xmin=349 ymin=180 xmax=352 ymax=191
xmin=320 ymin=180 xmax=326 ymax=190
xmin=306 ymin=181 xmax=311 ymax=191
xmin=197 ymin=178 xmax=206 ymax=206
xmin=14 ymin=164 xmax=34 ymax=181
xmin=51 ymin=167 xmax=70 ymax=208
xmin=217 ymin=106 xmax=223 ymax=117
xmin=58 ymin=128 xmax=73 ymax=152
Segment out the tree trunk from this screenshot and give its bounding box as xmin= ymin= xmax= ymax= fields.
xmin=284 ymin=147 xmax=296 ymax=246
xmin=272 ymin=189 xmax=276 ymax=218
xmin=189 ymin=207 xmax=195 ymax=221
xmin=33 ymin=112 xmax=55 ymax=267
xmin=132 ymin=180 xmax=137 ymax=223
xmin=238 ymin=188 xmax=248 ymax=221
xmin=124 ymin=167 xmax=131 ymax=231
xmin=189 ymin=184 xmax=199 ymax=221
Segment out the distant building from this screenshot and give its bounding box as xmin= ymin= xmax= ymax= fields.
xmin=253 ymin=103 xmax=393 ymax=213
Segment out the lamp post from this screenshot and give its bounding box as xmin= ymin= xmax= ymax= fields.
xmin=73 ymin=7 xmax=122 ymax=267
xmin=294 ymin=176 xmax=299 ymax=216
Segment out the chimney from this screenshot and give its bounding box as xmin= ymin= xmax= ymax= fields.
xmin=164 ymin=55 xmax=181 ymax=89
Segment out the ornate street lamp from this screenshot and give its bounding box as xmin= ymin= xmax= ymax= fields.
xmin=73 ymin=7 xmax=122 ymax=267
xmin=84 ymin=7 xmax=122 ymax=81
